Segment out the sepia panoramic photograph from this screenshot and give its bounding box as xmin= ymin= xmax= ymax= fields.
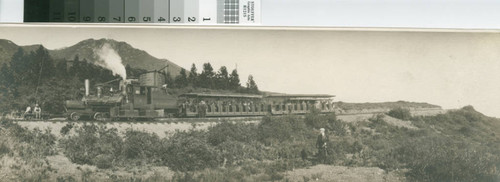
xmin=0 ymin=25 xmax=499 ymax=181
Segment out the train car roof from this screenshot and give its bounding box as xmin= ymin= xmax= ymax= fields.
xmin=265 ymin=94 xmax=335 ymax=98
xmin=179 ymin=93 xmax=263 ymax=99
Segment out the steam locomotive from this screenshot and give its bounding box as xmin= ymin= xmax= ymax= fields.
xmin=65 ymin=72 xmax=336 ymax=121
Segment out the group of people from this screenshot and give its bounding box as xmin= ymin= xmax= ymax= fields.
xmin=179 ymin=98 xmax=263 ymax=114
xmin=178 ymin=100 xmax=208 ymax=117
xmin=24 ymin=104 xmax=42 ymax=119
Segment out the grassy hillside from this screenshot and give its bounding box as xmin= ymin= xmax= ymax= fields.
xmin=0 ymin=106 xmax=499 ymax=181
xmin=336 ymin=101 xmax=441 ymax=111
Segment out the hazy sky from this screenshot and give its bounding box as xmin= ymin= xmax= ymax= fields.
xmin=1 ymin=25 xmax=500 ymax=118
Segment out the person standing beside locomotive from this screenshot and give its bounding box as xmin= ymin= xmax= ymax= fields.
xmin=33 ymin=104 xmax=42 ymax=119
xmin=198 ymin=100 xmax=208 ymax=118
xmin=23 ymin=105 xmax=32 ymax=118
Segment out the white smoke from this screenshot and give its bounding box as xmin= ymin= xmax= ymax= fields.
xmin=94 ymin=43 xmax=127 ymax=79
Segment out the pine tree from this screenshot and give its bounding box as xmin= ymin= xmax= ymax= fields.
xmin=246 ymin=75 xmax=259 ymax=93
xmin=33 ymin=46 xmax=55 ymax=82
xmin=175 ymin=68 xmax=188 ymax=88
xmin=68 ymin=55 xmax=80 ymax=77
xmin=188 ymin=63 xmax=198 ymax=86
xmin=125 ymin=64 xmax=132 ymax=78
xmin=55 ymin=60 xmax=68 ymax=78
xmin=216 ymin=66 xmax=229 ymax=89
xmin=200 ymin=62 xmax=215 ymax=88
xmin=0 ymin=63 xmax=15 ymax=113
xmin=9 ymin=48 xmax=30 ymax=83
xmin=165 ymin=72 xmax=174 ymax=88
xmin=0 ymin=63 xmax=13 ymax=89
xmin=229 ymin=69 xmax=240 ymax=90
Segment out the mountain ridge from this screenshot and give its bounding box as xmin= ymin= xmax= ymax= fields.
xmin=0 ymin=38 xmax=184 ymax=77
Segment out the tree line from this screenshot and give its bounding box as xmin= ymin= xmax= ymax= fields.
xmin=0 ymin=46 xmax=123 ymax=114
xmin=0 ymin=46 xmax=260 ymax=115
xmin=163 ymin=63 xmax=259 ymax=94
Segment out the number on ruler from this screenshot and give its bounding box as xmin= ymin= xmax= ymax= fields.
xmin=158 ymin=17 xmax=166 ymax=22
xmin=68 ymin=16 xmax=76 ymax=22
xmin=173 ymin=17 xmax=181 ymax=22
xmin=128 ymin=17 xmax=136 ymax=22
xmin=188 ymin=17 xmax=196 ymax=22
xmin=143 ymin=17 xmax=152 ymax=22
xmin=98 ymin=17 xmax=106 ymax=22
xmin=83 ymin=16 xmax=91 ymax=22
xmin=113 ymin=17 xmax=122 ymax=22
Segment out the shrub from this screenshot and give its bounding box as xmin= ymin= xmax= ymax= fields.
xmin=60 ymin=124 xmax=122 ymax=167
xmin=387 ymin=107 xmax=412 ymax=120
xmin=257 ymin=116 xmax=294 ymax=145
xmin=162 ymin=130 xmax=221 ymax=171
xmin=60 ymin=122 xmax=74 ymax=136
xmin=6 ymin=124 xmax=57 ymax=157
xmin=122 ymin=129 xmax=161 ymax=163
xmin=304 ymin=108 xmax=328 ymax=129
xmin=397 ymin=136 xmax=500 ymax=181
xmin=94 ymin=154 xmax=114 ymax=169
xmin=207 ymin=121 xmax=256 ymax=146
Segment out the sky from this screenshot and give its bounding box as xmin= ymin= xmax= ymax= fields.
xmin=1 ymin=25 xmax=500 ymax=118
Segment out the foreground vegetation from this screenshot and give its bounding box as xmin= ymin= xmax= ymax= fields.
xmin=0 ymin=106 xmax=499 ymax=181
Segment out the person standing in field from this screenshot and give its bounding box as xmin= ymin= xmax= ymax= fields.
xmin=316 ymin=128 xmax=328 ymax=163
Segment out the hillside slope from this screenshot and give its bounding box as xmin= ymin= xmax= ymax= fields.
xmin=0 ymin=38 xmax=185 ymax=77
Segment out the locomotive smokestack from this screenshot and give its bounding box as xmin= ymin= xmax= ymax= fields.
xmin=120 ymin=79 xmax=127 ymax=95
xmin=85 ymin=79 xmax=89 ymax=96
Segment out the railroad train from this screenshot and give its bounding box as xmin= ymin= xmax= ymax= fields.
xmin=65 ymin=72 xmax=336 ymax=121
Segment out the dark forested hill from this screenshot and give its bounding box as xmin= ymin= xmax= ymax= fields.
xmin=0 ymin=38 xmax=184 ymax=77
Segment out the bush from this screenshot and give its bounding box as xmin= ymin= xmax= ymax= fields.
xmin=60 ymin=122 xmax=74 ymax=136
xmin=6 ymin=124 xmax=57 ymax=157
xmin=207 ymin=121 xmax=257 ymax=146
xmin=122 ymin=129 xmax=161 ymax=163
xmin=162 ymin=131 xmax=221 ymax=171
xmin=304 ymin=108 xmax=329 ymax=129
xmin=60 ymin=124 xmax=122 ymax=167
xmin=94 ymin=154 xmax=114 ymax=169
xmin=397 ymin=136 xmax=500 ymax=181
xmin=387 ymin=107 xmax=412 ymax=120
xmin=257 ymin=116 xmax=294 ymax=145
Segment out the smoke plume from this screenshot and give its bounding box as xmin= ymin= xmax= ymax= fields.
xmin=94 ymin=43 xmax=127 ymax=79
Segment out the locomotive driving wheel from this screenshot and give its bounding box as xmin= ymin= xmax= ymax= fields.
xmin=93 ymin=112 xmax=106 ymax=121
xmin=69 ymin=112 xmax=80 ymax=121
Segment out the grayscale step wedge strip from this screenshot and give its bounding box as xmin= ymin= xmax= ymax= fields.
xmin=109 ymin=0 xmax=125 ymax=23
xmin=184 ymin=0 xmax=199 ymax=23
xmin=64 ymin=0 xmax=80 ymax=22
xmin=80 ymin=0 xmax=95 ymax=22
xmin=49 ymin=0 xmax=65 ymax=22
xmin=199 ymin=0 xmax=217 ymax=24
xmin=139 ymin=0 xmax=155 ymax=23
xmin=124 ymin=0 xmax=139 ymax=23
xmin=154 ymin=0 xmax=169 ymax=23
xmin=170 ymin=0 xmax=184 ymax=23
xmin=94 ymin=0 xmax=110 ymax=22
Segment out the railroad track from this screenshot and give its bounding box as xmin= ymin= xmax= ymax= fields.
xmin=10 ymin=109 xmax=445 ymax=123
xmin=13 ymin=116 xmax=266 ymax=123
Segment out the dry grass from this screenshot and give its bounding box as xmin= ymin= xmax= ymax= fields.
xmin=285 ymin=164 xmax=404 ymax=182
